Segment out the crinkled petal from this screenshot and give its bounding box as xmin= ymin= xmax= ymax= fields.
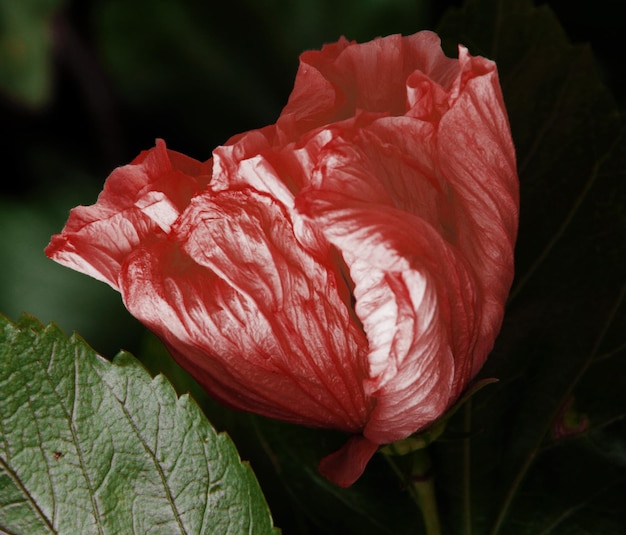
xmin=292 ymin=43 xmax=518 ymax=413
xmin=278 ymin=31 xmax=460 ymax=137
xmin=45 ymin=139 xmax=211 ymax=289
xmin=437 ymin=47 xmax=518 ymax=375
xmin=297 ymin=193 xmax=460 ymax=441
xmin=360 ymin=268 xmax=454 ymax=442
xmin=294 ymin=116 xmax=443 ymax=224
xmin=405 ymin=69 xmax=451 ymax=121
xmin=119 ymin=188 xmax=373 ymax=430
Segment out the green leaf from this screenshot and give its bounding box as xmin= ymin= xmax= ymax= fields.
xmin=0 ymin=0 xmax=65 ymax=107
xmin=434 ymin=1 xmax=626 ymax=533
xmin=0 ymin=314 xmax=278 ymax=534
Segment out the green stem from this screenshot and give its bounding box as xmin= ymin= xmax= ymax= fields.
xmin=409 ymin=448 xmax=442 ymax=535
xmin=383 ymin=446 xmax=442 ymax=535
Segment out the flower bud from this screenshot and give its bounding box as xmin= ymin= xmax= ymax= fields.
xmin=46 ymin=31 xmax=518 ymax=487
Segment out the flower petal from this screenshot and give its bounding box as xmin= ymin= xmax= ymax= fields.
xmin=437 ymin=47 xmax=518 ymax=374
xmin=297 ymin=193 xmax=461 ymax=441
xmin=292 ymin=50 xmax=518 ymax=402
xmin=318 ymin=435 xmax=379 ymax=488
xmin=45 ymin=140 xmax=211 ymax=289
xmin=120 ymin=189 xmax=373 ymax=430
xmin=278 ymin=31 xmax=459 ymax=139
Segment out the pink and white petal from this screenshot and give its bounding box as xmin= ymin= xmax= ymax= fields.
xmin=440 ymin=46 xmax=518 ymax=248
xmin=298 ymin=129 xmax=392 ymax=202
xmin=277 ymin=38 xmax=352 ymax=140
xmin=214 ymin=150 xmax=296 ymax=210
xmin=296 ymin=117 xmax=445 ymax=226
xmin=353 ymin=118 xmax=444 ymax=225
xmin=46 ymin=207 xmax=163 ymax=290
xmin=362 ymin=269 xmax=454 ymax=443
xmin=296 ymin=191 xmax=449 ymax=273
xmin=45 ymin=140 xmax=211 ymax=290
xmin=211 ymin=128 xmax=275 ymax=191
xmin=179 ymin=190 xmax=373 ymax=427
xmin=297 ymin=194 xmax=468 ymax=440
xmin=400 ymin=31 xmax=460 ymax=90
xmin=121 ymin=245 xmax=355 ymax=427
xmin=121 ymin=189 xmax=373 ymax=430
xmin=329 ymin=33 xmax=445 ymax=115
xmin=214 ymin=138 xmax=345 ymax=278
xmin=405 ymin=69 xmax=452 ymax=121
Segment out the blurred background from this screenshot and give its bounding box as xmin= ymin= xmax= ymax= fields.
xmin=0 ymin=0 xmax=622 ymax=357
xmin=2 ymin=1 xmax=625 ymax=533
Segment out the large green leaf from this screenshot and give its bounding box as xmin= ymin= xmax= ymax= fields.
xmin=0 ymin=314 xmax=278 ymax=534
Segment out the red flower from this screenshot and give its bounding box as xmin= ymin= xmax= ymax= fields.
xmin=46 ymin=31 xmax=518 ymax=487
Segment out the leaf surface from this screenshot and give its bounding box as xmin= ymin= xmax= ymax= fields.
xmin=0 ymin=314 xmax=278 ymax=535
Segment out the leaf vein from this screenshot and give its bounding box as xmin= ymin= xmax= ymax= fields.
xmin=0 ymin=455 xmax=56 ymax=534
xmin=115 ymin=394 xmax=188 ymax=535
